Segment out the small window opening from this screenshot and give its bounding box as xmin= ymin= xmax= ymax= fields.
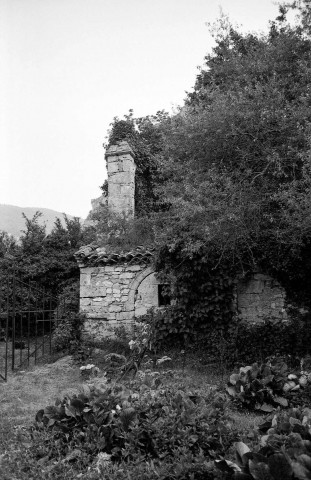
xmin=158 ymin=284 xmax=171 ymax=306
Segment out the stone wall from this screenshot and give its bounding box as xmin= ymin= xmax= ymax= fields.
xmin=79 ymin=264 xmax=159 ymax=337
xmin=80 ymin=265 xmax=288 ymax=337
xmin=105 ymin=141 xmax=136 ymax=219
xmin=236 ymin=272 xmax=287 ymax=323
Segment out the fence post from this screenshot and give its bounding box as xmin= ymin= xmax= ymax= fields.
xmin=11 ymin=271 xmax=16 ymax=371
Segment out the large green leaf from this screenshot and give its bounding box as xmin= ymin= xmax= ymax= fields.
xmin=261 ymin=375 xmax=275 ymax=386
xmin=268 ymin=454 xmax=292 ymax=480
xmin=272 ymin=361 xmax=288 ymax=375
xmin=230 ymin=373 xmax=241 ymax=385
xmin=44 ymin=405 xmax=58 ymax=418
xmin=250 ymin=364 xmax=260 ymax=379
xmin=215 ymin=459 xmax=241 ymax=473
xmin=274 ymin=396 xmax=288 ymax=407
xmin=240 ymin=366 xmax=252 ymax=375
xmin=291 ymin=455 xmax=311 ymax=480
xmin=244 ymin=452 xmax=269 ymax=465
xmin=65 ymin=405 xmax=77 ymax=418
xmin=259 ymin=403 xmax=274 ymax=413
xmin=258 ymin=420 xmax=272 ymax=433
xmin=236 ymin=442 xmax=251 ymax=466
xmin=249 ymin=460 xmax=274 ymax=480
xmin=251 ymin=379 xmax=263 ymax=391
xmin=261 ymin=365 xmax=272 ymax=377
xmin=227 ymin=385 xmax=238 ymax=396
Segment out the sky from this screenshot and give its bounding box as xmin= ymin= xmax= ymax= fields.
xmin=0 ymin=0 xmax=283 ymax=219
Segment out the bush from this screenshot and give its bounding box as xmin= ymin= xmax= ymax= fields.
xmin=30 ymin=376 xmax=237 ymax=478
xmin=227 ymin=359 xmax=290 ymax=412
xmin=225 ymin=313 xmax=311 ymax=366
xmin=227 ymin=357 xmax=311 ymax=411
xmin=150 ymin=314 xmax=311 ymax=369
xmin=216 ymin=407 xmax=311 ymax=479
xmin=51 ymin=313 xmax=84 ymax=353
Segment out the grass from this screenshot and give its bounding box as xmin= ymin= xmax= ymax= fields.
xmin=0 ymin=354 xmax=262 ymax=441
xmin=0 ymin=355 xmax=81 ymax=448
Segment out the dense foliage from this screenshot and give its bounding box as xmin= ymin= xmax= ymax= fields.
xmin=88 ymin=4 xmax=311 ymax=345
xmin=226 ymin=359 xmax=303 ymax=412
xmin=216 ymin=407 xmax=311 ymax=480
xmin=0 ymin=213 xmax=96 ymax=340
xmin=97 ymin=4 xmax=311 ymax=346
xmin=2 ymin=347 xmax=310 ymax=479
xmin=154 ymin=6 xmax=311 ymax=308
xmin=29 ymin=374 xmax=235 ymax=479
xmin=88 ymin=207 xmax=155 ymax=252
xmin=0 ymin=212 xmax=95 ymax=297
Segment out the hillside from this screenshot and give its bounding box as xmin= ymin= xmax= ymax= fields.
xmin=0 ymin=204 xmax=80 ymax=238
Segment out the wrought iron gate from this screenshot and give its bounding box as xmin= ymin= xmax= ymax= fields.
xmin=0 ymin=271 xmax=60 ymax=381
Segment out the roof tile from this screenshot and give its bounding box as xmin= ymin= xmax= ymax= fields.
xmin=75 ymin=244 xmax=155 ymax=267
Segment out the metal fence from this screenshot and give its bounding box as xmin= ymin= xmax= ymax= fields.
xmin=0 ymin=271 xmax=61 ymax=381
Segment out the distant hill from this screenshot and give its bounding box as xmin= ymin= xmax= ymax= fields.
xmin=0 ymin=204 xmax=81 ymax=238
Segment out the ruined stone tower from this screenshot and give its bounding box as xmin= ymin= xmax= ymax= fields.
xmin=105 ymin=141 xmax=136 ymax=219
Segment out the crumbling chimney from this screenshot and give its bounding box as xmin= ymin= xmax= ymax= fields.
xmin=105 ymin=141 xmax=136 ymax=219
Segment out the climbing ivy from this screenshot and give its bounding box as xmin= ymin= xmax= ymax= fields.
xmin=106 ymin=110 xmax=169 ymax=216
xmin=153 ymin=245 xmax=237 ymax=346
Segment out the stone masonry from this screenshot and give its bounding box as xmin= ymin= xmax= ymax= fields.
xmin=105 ymin=141 xmax=136 ymax=219
xmin=76 ymin=140 xmax=289 ymax=337
xmin=77 ymin=254 xmax=157 ymax=337
xmin=75 ymin=140 xmax=158 ymax=338
xmin=237 ymin=272 xmax=287 ymax=323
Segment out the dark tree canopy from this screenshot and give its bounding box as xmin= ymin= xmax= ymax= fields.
xmin=0 ymin=213 xmax=96 ymax=297
xmin=150 ymin=6 xmax=311 ymax=305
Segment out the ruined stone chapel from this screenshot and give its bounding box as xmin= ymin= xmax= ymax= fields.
xmin=75 ymin=141 xmax=288 ymax=338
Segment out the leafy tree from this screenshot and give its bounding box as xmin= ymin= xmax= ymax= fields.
xmin=151 ymin=6 xmax=311 ymax=313
xmin=284 ymin=0 xmax=311 ymax=35
xmin=90 ymin=4 xmax=311 ymax=342
xmin=20 ymin=211 xmax=46 ymax=256
xmin=1 ymin=212 xmax=96 ymax=297
xmin=0 ymin=231 xmax=18 ymax=258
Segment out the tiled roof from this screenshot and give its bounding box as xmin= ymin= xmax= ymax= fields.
xmin=75 ymin=244 xmax=155 ymax=267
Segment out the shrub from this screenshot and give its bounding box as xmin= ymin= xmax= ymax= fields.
xmin=227 ymin=357 xmax=311 ymax=411
xmin=51 ymin=313 xmax=84 ymax=353
xmin=31 ymin=377 xmax=237 ymax=477
xmin=227 ymin=359 xmax=290 ymax=412
xmin=216 ymin=407 xmax=311 ymax=479
xmin=137 ymin=309 xmax=311 ymax=370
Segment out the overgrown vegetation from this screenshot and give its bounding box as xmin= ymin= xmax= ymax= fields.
xmin=216 ymin=407 xmax=311 ymax=480
xmin=0 ymin=212 xmax=95 ymax=297
xmin=32 ymin=379 xmax=236 ymax=472
xmin=136 ymin=307 xmax=311 ymax=369
xmin=1 ymin=344 xmax=311 ymax=479
xmin=0 ymin=211 xmax=96 ymax=343
xmin=2 ymin=3 xmax=311 ymax=478
xmin=86 ymin=1 xmax=311 ymax=348
xmin=226 ymin=358 xmax=311 ymax=412
xmin=152 ymin=3 xmax=311 ymax=340
xmin=105 ymin=109 xmax=169 ymax=216
xmin=1 ymin=297 xmax=311 ymax=479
